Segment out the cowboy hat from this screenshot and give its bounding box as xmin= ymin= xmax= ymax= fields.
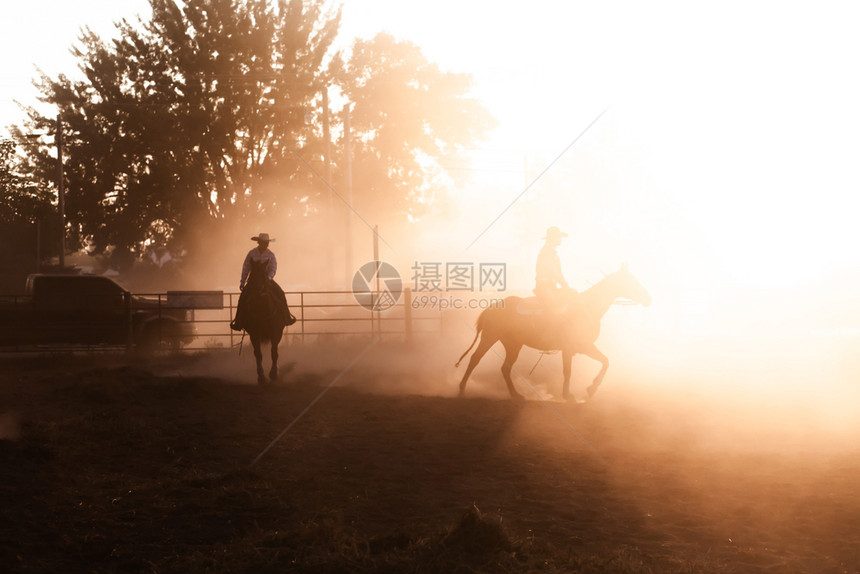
xmin=542 ymin=226 xmax=568 ymax=240
xmin=251 ymin=233 xmax=275 ymax=242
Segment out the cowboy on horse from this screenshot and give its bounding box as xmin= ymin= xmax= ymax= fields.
xmin=535 ymin=225 xmax=572 ymax=308
xmin=230 ymin=233 xmax=296 ymax=332
xmin=455 ymin=225 xmax=652 ymax=401
xmin=533 ymin=226 xmax=585 ymax=341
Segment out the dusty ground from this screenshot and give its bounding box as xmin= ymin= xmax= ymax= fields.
xmin=1 ymin=341 xmax=859 ymax=573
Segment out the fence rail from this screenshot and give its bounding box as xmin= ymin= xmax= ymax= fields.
xmin=0 ymin=288 xmax=441 ymax=353
xmin=201 ymin=287 xmax=439 ymax=350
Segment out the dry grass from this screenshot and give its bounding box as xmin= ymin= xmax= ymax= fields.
xmin=1 ymin=351 xmax=858 ymax=573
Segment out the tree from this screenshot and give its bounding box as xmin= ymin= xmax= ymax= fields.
xmin=15 ymin=0 xmax=338 ymax=269
xmin=0 ymin=139 xmax=58 ymax=232
xmin=335 ymin=33 xmax=495 ymax=223
xmin=15 ymin=0 xmax=494 ymax=272
xmin=0 ymin=139 xmax=59 ymax=289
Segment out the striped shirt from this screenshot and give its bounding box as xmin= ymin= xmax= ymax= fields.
xmin=240 ymin=247 xmax=277 ymax=287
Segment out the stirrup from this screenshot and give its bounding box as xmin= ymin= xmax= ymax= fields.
xmin=230 ymin=321 xmax=243 ymax=331
xmin=285 ymin=313 xmax=297 ymax=326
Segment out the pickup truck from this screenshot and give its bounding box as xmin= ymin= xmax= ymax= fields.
xmin=0 ymin=274 xmax=212 ymax=351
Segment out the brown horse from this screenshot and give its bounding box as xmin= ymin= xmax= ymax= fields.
xmin=243 ymin=259 xmax=287 ymax=385
xmin=456 ymin=264 xmax=651 ymax=400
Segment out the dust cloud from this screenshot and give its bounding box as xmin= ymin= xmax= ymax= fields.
xmin=115 ymin=202 xmax=860 ymax=466
xmin=88 ymin=133 xmax=859 ymax=468
xmin=159 ymin=302 xmax=860 ymax=466
xmin=597 ymin=322 xmax=860 ymax=459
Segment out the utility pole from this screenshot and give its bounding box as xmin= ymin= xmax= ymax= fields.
xmin=344 ymin=104 xmax=353 ymax=285
xmin=373 ymin=224 xmax=379 ymax=334
xmin=35 ymin=220 xmax=41 ymax=272
xmin=56 ymin=114 xmax=65 ymax=269
xmin=322 ymin=89 xmax=334 ymax=289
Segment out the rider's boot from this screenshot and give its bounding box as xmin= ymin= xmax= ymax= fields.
xmin=230 ymin=311 xmax=243 ymax=331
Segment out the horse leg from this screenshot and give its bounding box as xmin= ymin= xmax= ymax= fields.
xmin=581 ymin=343 xmax=609 ymax=398
xmin=251 ymin=335 xmax=266 ymax=385
xmin=269 ymin=334 xmax=280 ymax=383
xmin=458 ymin=336 xmax=497 ymax=397
xmin=562 ymin=349 xmax=574 ymax=400
xmin=500 ymin=342 xmax=525 ymax=400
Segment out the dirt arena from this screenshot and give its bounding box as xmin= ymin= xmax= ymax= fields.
xmin=1 ymin=339 xmax=859 ymax=573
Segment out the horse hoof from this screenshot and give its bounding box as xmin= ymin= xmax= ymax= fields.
xmin=586 ymin=385 xmax=598 ymax=398
xmin=258 ymin=376 xmax=267 ymax=385
xmin=511 ymin=393 xmax=526 ymax=401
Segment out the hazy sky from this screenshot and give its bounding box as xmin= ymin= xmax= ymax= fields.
xmin=3 ymin=0 xmax=860 ymax=298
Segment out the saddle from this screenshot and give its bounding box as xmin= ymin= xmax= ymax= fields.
xmin=235 ymin=279 xmax=296 ymax=328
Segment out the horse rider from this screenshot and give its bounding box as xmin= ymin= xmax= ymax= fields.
xmin=534 ymin=226 xmax=578 ymax=328
xmin=230 ymin=233 xmax=296 ymax=331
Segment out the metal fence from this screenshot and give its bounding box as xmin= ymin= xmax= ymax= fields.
xmin=193 ymin=287 xmax=440 ymax=351
xmin=0 ymin=288 xmax=440 ymax=353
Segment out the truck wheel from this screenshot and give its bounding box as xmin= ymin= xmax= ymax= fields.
xmin=139 ymin=322 xmax=182 ymax=354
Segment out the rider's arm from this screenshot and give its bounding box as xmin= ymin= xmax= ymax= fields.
xmin=240 ymin=250 xmax=253 ymax=288
xmin=267 ymin=251 xmax=277 ymax=280
xmin=552 ymin=252 xmax=568 ymax=289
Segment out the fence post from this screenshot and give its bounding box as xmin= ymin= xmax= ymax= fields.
xmin=403 ymin=287 xmax=412 ymax=343
xmin=125 ymin=291 xmax=134 ymax=354
xmin=228 ymin=292 xmax=234 ymax=348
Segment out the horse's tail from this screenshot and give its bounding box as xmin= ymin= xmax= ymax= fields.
xmin=455 ymin=312 xmax=485 ymax=368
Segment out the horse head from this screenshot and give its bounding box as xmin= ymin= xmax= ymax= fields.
xmin=609 ymin=263 xmax=652 ymax=307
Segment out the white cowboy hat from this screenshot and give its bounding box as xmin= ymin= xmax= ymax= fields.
xmin=251 ymin=233 xmax=275 ymax=242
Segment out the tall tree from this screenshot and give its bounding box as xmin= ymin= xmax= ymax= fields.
xmin=0 ymin=139 xmax=59 ymax=287
xmin=335 ymin=33 xmax=495 ymax=223
xmin=16 ymin=0 xmax=339 ymax=268
xmin=0 ymin=140 xmax=52 ymax=227
xmin=14 ymin=1 xmax=494 ymax=271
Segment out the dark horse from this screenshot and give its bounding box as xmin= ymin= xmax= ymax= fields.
xmin=456 ymin=264 xmax=651 ymax=400
xmin=243 ymin=259 xmax=287 ymax=384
